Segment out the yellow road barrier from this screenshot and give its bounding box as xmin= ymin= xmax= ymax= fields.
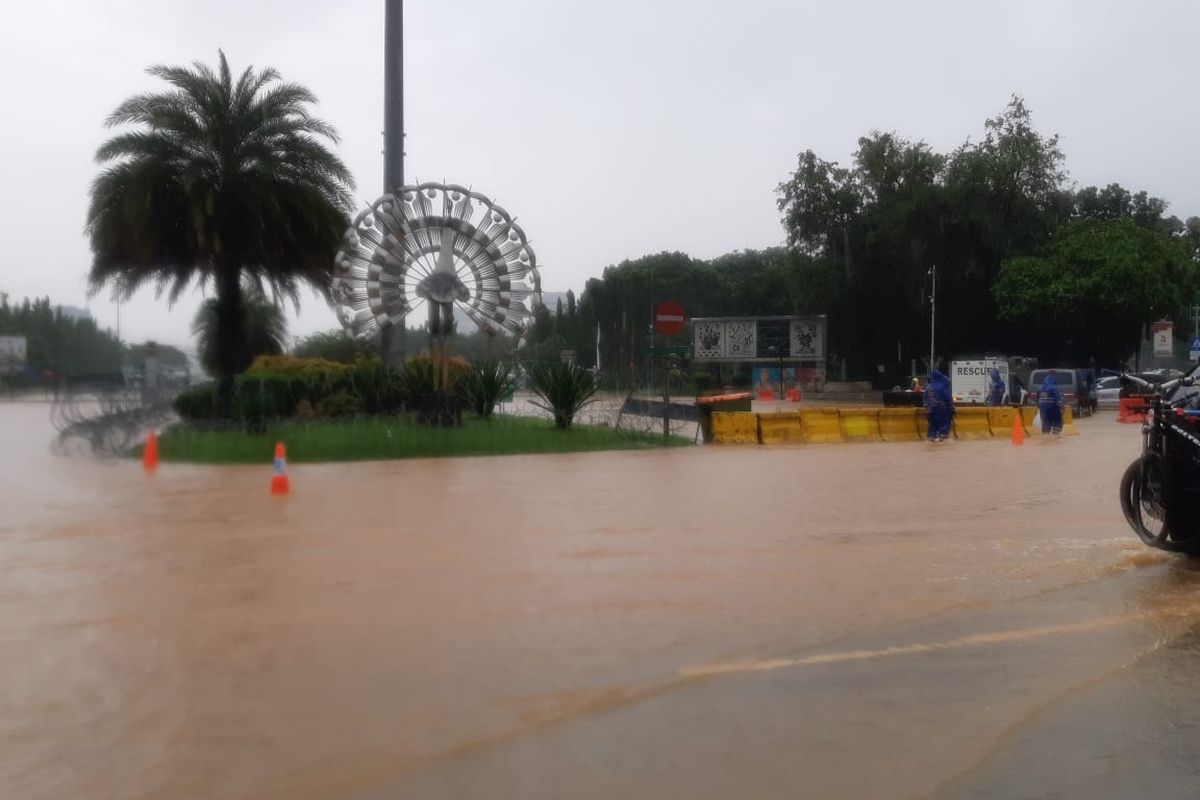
xmin=1020 ymin=406 xmax=1040 ymax=436
xmin=988 ymin=406 xmax=1019 ymax=437
xmin=800 ymin=408 xmax=845 ymax=444
xmin=1063 ymin=405 xmax=1078 ymax=436
xmin=954 ymin=407 xmax=992 ymax=440
xmin=839 ymin=409 xmax=881 ymax=442
xmin=758 ymin=412 xmax=805 ymax=444
xmin=878 ymin=408 xmax=921 ymax=442
xmin=711 ymin=411 xmax=760 ymax=444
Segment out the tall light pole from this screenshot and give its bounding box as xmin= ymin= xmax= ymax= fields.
xmin=380 ymin=0 xmax=406 ymax=367
xmin=928 ymin=263 xmax=936 ymax=374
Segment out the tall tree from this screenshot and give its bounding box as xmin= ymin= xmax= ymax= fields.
xmin=86 ymin=51 xmax=354 ymax=413
xmin=994 ymin=219 xmax=1197 ymax=364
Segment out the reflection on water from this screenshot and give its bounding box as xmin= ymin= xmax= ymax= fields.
xmin=3 ymin=400 xmax=1200 ymax=799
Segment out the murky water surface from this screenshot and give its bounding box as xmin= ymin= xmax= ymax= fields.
xmin=2 ymin=401 xmax=1196 ymax=799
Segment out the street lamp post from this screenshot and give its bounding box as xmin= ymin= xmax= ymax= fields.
xmin=381 ymin=0 xmax=406 ymax=368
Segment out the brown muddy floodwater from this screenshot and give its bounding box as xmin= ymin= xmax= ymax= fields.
xmin=3 ymin=400 xmax=1200 ymax=799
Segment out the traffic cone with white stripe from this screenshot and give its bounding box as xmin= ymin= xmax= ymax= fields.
xmin=270 ymin=441 xmax=290 ymax=495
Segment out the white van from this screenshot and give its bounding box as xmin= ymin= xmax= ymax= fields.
xmin=951 ymin=358 xmax=1009 ymax=405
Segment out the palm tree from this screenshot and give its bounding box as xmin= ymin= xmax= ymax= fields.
xmin=86 ymin=51 xmax=354 ymax=414
xmin=193 ymin=286 xmax=288 ymax=376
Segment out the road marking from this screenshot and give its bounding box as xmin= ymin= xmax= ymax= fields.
xmin=677 ymin=609 xmax=1190 ymax=679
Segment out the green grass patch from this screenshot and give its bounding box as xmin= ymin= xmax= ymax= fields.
xmin=151 ymin=415 xmax=691 ymax=464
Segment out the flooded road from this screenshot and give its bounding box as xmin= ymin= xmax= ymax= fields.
xmin=2 ymin=400 xmax=1197 ymax=799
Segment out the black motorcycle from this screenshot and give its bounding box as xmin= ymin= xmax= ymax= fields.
xmin=1119 ymin=373 xmax=1200 ymax=552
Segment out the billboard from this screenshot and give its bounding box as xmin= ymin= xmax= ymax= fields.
xmin=1152 ymin=321 xmax=1173 ymax=356
xmin=693 ymin=316 xmax=826 ymax=363
xmin=0 ymin=335 xmax=27 ymax=375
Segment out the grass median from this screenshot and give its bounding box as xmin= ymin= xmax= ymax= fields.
xmin=151 ymin=415 xmax=691 ymax=464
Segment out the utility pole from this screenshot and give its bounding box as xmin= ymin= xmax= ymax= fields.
xmin=380 ymin=0 xmax=406 ymax=368
xmin=928 ymin=263 xmax=937 ymax=374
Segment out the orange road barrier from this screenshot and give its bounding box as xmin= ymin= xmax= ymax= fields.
xmin=878 ymin=408 xmax=921 ymax=442
xmin=786 ymin=388 xmax=802 ymax=402
xmin=270 ymin=441 xmax=291 ymax=495
xmin=839 ymin=408 xmax=881 ymax=442
xmin=142 ymin=431 xmax=159 ymax=473
xmin=711 ymin=411 xmax=760 ymax=444
xmin=758 ymin=389 xmax=775 ymax=401
xmin=757 ymin=412 xmax=804 ymax=444
xmin=1011 ymin=411 xmax=1024 ymax=445
xmin=800 ymin=408 xmax=845 ymax=443
xmin=954 ymin=407 xmax=992 ymax=440
xmin=1118 ymin=397 xmax=1150 ymax=424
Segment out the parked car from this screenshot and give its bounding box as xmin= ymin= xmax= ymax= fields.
xmin=1026 ymin=368 xmax=1094 ymax=416
xmin=1096 ymin=376 xmax=1122 ymax=408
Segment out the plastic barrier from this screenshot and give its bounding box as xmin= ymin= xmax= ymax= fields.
xmin=1062 ymin=405 xmax=1078 ymax=436
xmin=697 ymin=392 xmax=753 ymax=443
xmin=800 ymin=408 xmax=845 ymax=443
xmin=878 ymin=408 xmax=921 ymax=442
xmin=1020 ymin=406 xmax=1041 ymax=436
xmin=954 ymin=407 xmax=992 ymax=440
xmin=839 ymin=408 xmax=882 ymax=442
xmin=1118 ymin=397 xmax=1150 ymax=424
xmin=711 ymin=411 xmax=760 ymax=444
xmin=786 ymin=388 xmax=803 ymax=402
xmin=878 ymin=410 xmax=921 ymax=441
xmin=758 ymin=389 xmax=776 ymax=401
xmin=758 ymin=412 xmax=805 ymax=444
xmin=988 ymin=407 xmax=1020 ymax=436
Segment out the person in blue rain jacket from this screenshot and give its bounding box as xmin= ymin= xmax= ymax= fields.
xmin=986 ymin=367 xmax=1006 ymax=406
xmin=924 ymin=369 xmax=955 ymax=441
xmin=1038 ymin=373 xmax=1064 ymax=435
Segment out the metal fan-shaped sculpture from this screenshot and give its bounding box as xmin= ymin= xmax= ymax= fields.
xmin=331 ymin=182 xmax=542 ymax=350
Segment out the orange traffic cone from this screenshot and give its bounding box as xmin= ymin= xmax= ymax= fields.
xmin=143 ymin=431 xmax=159 ymax=473
xmin=270 ymin=441 xmax=290 ymax=495
xmin=1011 ymin=411 xmax=1025 ymax=446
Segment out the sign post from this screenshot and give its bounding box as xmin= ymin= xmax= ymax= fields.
xmin=1189 ymin=337 xmax=1200 ymax=363
xmin=1153 ymin=321 xmax=1174 ymax=358
xmin=654 ymin=302 xmax=686 ymax=438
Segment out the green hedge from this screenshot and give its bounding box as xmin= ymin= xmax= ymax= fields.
xmin=174 ymin=358 xmax=405 ymax=423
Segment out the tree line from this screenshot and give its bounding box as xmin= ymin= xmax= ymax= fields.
xmin=0 ymin=294 xmax=125 ymax=379
xmin=534 ymin=97 xmax=1199 ymax=384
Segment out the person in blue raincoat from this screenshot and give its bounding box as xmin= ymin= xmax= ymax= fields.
xmin=1038 ymin=374 xmax=1064 ymax=435
xmin=986 ymin=367 xmax=1006 ymax=406
xmin=924 ymin=369 xmax=954 ymax=441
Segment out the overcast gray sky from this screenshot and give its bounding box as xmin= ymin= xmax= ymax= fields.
xmin=2 ymin=0 xmax=1198 ymax=351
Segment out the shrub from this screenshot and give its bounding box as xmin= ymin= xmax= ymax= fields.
xmin=464 ymin=360 xmax=516 ymax=419
xmin=315 ymin=390 xmax=362 ymax=418
xmin=246 ymin=355 xmax=351 ymax=379
xmin=344 ymin=358 xmax=405 ymax=415
xmin=174 ymin=383 xmax=218 ymax=420
xmin=293 ymin=330 xmax=375 ymax=363
xmin=401 ymin=358 xmax=437 ymax=400
xmin=530 ymin=362 xmax=599 ymax=429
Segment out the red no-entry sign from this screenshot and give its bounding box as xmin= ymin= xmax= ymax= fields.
xmin=655 ymin=301 xmax=686 ymax=337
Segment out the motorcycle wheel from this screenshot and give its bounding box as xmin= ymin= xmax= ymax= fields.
xmin=1120 ymin=457 xmax=1182 ymax=551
